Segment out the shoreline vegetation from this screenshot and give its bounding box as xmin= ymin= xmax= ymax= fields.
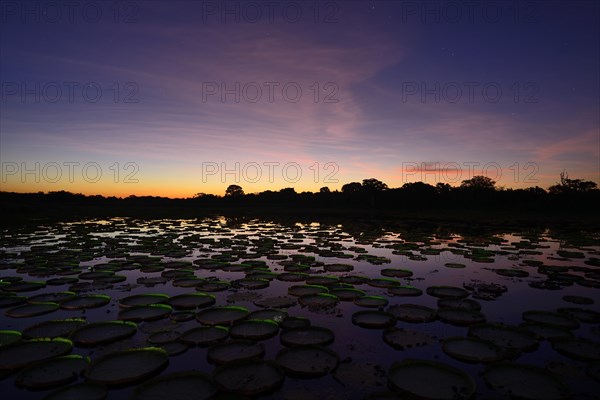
xmin=1 ymin=175 xmax=598 ymax=226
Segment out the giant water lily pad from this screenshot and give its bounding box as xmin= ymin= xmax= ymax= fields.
xmin=484 ymin=362 xmax=570 ymax=399
xmin=23 ymin=318 xmax=86 ymax=339
xmin=442 ymin=337 xmax=504 ymax=363
xmin=119 ymin=304 xmax=173 ymax=322
xmin=426 ymin=286 xmax=469 ymax=299
xmin=298 ymin=293 xmax=339 ymax=309
xmin=0 ymin=338 xmax=73 ymax=370
xmin=437 ymin=308 xmax=486 ymax=326
xmin=5 ymin=302 xmax=59 ymax=318
xmin=276 ymin=346 xmax=339 ymax=377
xmin=71 ymin=321 xmax=137 ymax=346
xmin=196 ymin=306 xmax=249 ymax=326
xmin=120 ymin=293 xmax=170 ymax=308
xmin=352 ymin=311 xmax=396 ymax=329
xmin=0 ymin=330 xmax=22 ymax=347
xmin=387 ymin=304 xmax=436 ymax=323
xmin=166 ymin=293 xmax=215 ymax=310
xmin=551 ymin=338 xmax=600 ymax=361
xmin=388 ymin=359 xmax=476 ymax=399
xmin=181 ymin=326 xmax=229 ymax=346
xmin=522 ymin=310 xmax=579 ymax=329
xmin=207 ymin=340 xmax=265 ymax=364
xmin=280 ymin=326 xmax=334 ymax=347
xmin=44 ymin=383 xmax=108 ymax=400
xmin=15 ymin=354 xmax=89 ymax=389
xmin=85 ymin=347 xmax=168 ymax=386
xmin=213 ymin=360 xmax=284 ymax=396
xmin=131 ymin=371 xmax=218 ymax=400
xmin=229 ymin=319 xmax=279 ymax=340
xmin=468 ymin=324 xmax=538 ymax=353
xmin=60 ymin=294 xmax=110 ymax=310
xmin=383 ymin=328 xmax=436 ymax=350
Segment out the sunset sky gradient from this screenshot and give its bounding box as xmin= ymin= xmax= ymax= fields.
xmin=1 ymin=0 xmax=598 ymax=197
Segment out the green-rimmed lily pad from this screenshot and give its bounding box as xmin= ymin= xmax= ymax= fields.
xmin=44 ymin=383 xmax=108 ymax=400
xmin=60 ymin=294 xmax=110 ymax=310
xmin=354 ymin=296 xmax=389 ymax=308
xmin=213 ymin=360 xmax=284 ymax=396
xmin=468 ymin=323 xmax=538 ymax=353
xmin=71 ymin=321 xmax=137 ymax=346
xmin=196 ymin=306 xmax=249 ymax=326
xmin=484 ymin=362 xmax=570 ymax=399
xmin=5 ymin=302 xmax=59 ymax=318
xmin=437 ymin=308 xmax=486 ymax=326
xmin=181 ymin=326 xmax=229 ymax=346
xmin=388 ymin=286 xmax=423 ymax=297
xmin=276 ymin=346 xmax=339 ymax=377
xmin=442 ymin=337 xmax=504 ymax=363
xmin=23 ymin=318 xmax=87 ymax=339
xmin=387 ymin=304 xmax=436 ymax=323
xmin=280 ymin=326 xmax=334 ymax=347
xmin=383 ymin=328 xmax=436 ymax=351
xmin=352 ymin=311 xmax=396 ymax=329
xmin=230 ymin=319 xmax=279 ymax=340
xmin=119 ymin=293 xmax=170 ymax=308
xmin=131 ymin=371 xmax=218 ymax=400
xmin=331 ymin=288 xmax=366 ymax=301
xmin=166 ymin=293 xmax=216 ymax=310
xmin=0 ymin=338 xmax=73 ymax=370
xmin=388 ymin=359 xmax=476 ymax=400
xmin=119 ymin=304 xmax=173 ymax=322
xmin=247 ymin=309 xmax=288 ymax=323
xmin=426 ymin=286 xmax=469 ymax=299
xmin=298 ymin=293 xmax=339 ymax=309
xmin=0 ymin=330 xmax=22 ymax=347
xmin=551 ymin=338 xmax=600 ymax=361
xmin=15 ymin=354 xmax=89 ymax=389
xmin=207 ymin=340 xmax=265 ymax=364
xmin=85 ymin=347 xmax=168 ymax=386
xmin=522 ymin=310 xmax=579 ymax=329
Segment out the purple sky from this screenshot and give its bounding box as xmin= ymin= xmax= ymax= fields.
xmin=1 ymin=1 xmax=598 ymax=197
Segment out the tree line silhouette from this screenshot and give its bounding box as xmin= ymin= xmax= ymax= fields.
xmin=1 ymin=172 xmax=598 ymax=220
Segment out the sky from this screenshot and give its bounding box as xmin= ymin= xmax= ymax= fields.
xmin=1 ymin=0 xmax=599 ymax=197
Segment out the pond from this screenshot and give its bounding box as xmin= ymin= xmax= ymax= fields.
xmin=1 ymin=216 xmax=599 ymax=399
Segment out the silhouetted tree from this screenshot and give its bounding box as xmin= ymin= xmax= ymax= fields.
xmin=362 ymin=178 xmax=388 ymax=192
xmin=341 ymin=182 xmax=362 ymax=193
xmin=319 ymin=186 xmax=331 ymax=193
xmin=549 ymin=170 xmax=597 ymax=194
xmin=225 ymin=184 xmax=244 ymax=197
xmin=460 ymin=176 xmax=496 ymax=190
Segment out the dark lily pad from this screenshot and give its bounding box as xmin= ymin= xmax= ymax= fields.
xmin=181 ymin=326 xmax=229 ymax=346
xmin=352 ymin=311 xmax=396 ymax=329
xmin=551 ymin=338 xmax=600 ymax=361
xmin=468 ymin=323 xmax=538 ymax=353
xmin=44 ymin=383 xmax=108 ymax=400
xmin=23 ymin=318 xmax=87 ymax=339
xmin=442 ymin=337 xmax=504 ymax=363
xmin=60 ymin=294 xmax=110 ymax=310
xmin=383 ymin=328 xmax=436 ymax=351
xmin=280 ymin=326 xmax=334 ymax=347
xmin=522 ymin=310 xmax=579 ymax=329
xmin=484 ymin=362 xmax=570 ymax=399
xmin=288 ymin=285 xmax=328 ymax=297
xmin=388 ymin=359 xmax=476 ymax=400
xmin=0 ymin=338 xmax=73 ymax=370
xmin=15 ymin=354 xmax=89 ymax=389
xmin=229 ymin=319 xmax=279 ymax=340
xmin=354 ymin=296 xmax=389 ymax=308
xmin=207 ymin=340 xmax=265 ymax=364
xmin=437 ymin=308 xmax=486 ymax=326
xmin=131 ymin=371 xmax=218 ymax=400
xmin=119 ymin=304 xmax=173 ymax=322
xmin=5 ymin=302 xmax=59 ymax=318
xmin=298 ymin=293 xmax=339 ymax=309
xmin=213 ymin=360 xmax=284 ymax=396
xmin=254 ymin=296 xmax=297 ymax=309
xmin=388 ymin=286 xmax=422 ymax=297
xmin=276 ymin=346 xmax=339 ymax=377
xmin=387 ymin=304 xmax=436 ymax=323
xmin=119 ymin=293 xmax=170 ymax=308
xmin=426 ymin=286 xmax=469 ymax=299
xmin=166 ymin=293 xmax=216 ymax=310
xmin=85 ymin=347 xmax=168 ymax=386
xmin=71 ymin=321 xmax=137 ymax=346
xmin=196 ymin=306 xmax=249 ymax=326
